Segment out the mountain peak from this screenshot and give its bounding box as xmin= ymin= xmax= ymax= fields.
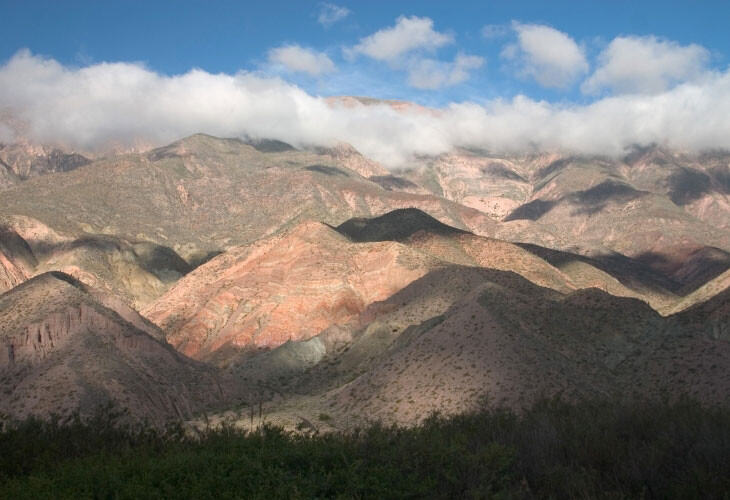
xmin=336 ymin=208 xmax=469 ymax=243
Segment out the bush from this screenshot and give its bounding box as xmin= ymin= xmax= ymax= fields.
xmin=0 ymin=398 xmax=728 ymax=499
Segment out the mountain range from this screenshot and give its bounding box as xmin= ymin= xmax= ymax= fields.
xmin=0 ymin=121 xmax=728 ymax=426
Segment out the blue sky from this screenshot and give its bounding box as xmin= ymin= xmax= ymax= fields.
xmin=2 ymin=0 xmax=729 ymax=105
xmin=1 ymin=1 xmax=730 ymax=162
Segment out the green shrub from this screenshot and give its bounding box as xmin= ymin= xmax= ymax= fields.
xmin=0 ymin=398 xmax=729 ymax=499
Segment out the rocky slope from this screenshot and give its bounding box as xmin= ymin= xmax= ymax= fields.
xmin=143 ymin=220 xmax=444 ymax=362
xmin=395 ymin=147 xmax=730 ymax=279
xmin=0 ymin=134 xmax=496 ymax=265
xmin=0 ymin=216 xmax=190 ymax=308
xmin=241 ymin=265 xmax=729 ymax=426
xmin=0 ymin=272 xmax=226 ymax=423
xmin=146 ymin=209 xmax=698 ymax=371
xmin=0 ymin=226 xmax=37 ymax=292
xmin=0 ymin=131 xmax=728 ymax=426
xmin=0 ymin=159 xmax=19 ymax=190
xmin=336 ymin=209 xmax=680 ymax=309
xmin=0 ymin=140 xmax=91 ymax=180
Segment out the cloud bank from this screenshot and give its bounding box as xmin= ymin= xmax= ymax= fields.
xmin=1 ymin=50 xmax=730 ymax=166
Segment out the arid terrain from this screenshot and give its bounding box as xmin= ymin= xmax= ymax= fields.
xmin=0 ymin=132 xmax=728 ymax=427
xmin=5 ymin=6 xmax=730 ymax=495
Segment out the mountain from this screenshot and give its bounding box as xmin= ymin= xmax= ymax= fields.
xmin=0 ymin=141 xmax=91 ymax=180
xmin=0 ymin=216 xmax=190 ymax=308
xmin=143 ymin=220 xmax=444 ymax=362
xmin=515 ymin=243 xmax=681 ymax=311
xmin=1 ymin=135 xmax=726 ymax=297
xmin=0 ymin=272 xmax=226 ymax=423
xmin=336 ymin=209 xmax=683 ymax=308
xmin=0 ymin=132 xmax=728 ymax=424
xmin=240 ymin=264 xmax=730 ymax=426
xmin=398 ymin=149 xmax=541 ymax=219
xmin=394 ymin=148 xmax=730 ymax=279
xmin=145 ymin=210 xmax=587 ymax=365
xmin=329 ymin=270 xmax=729 ymax=423
xmin=0 ymin=158 xmax=19 ymax=190
xmin=145 ymin=209 xmax=695 ymax=370
xmin=621 ymin=147 xmax=730 ymax=231
xmin=336 ymin=208 xmax=469 ymax=242
xmin=0 ymin=134 xmax=497 ymax=266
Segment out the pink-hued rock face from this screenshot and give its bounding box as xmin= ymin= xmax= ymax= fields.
xmin=0 ymin=273 xmax=225 ymax=422
xmin=322 ymin=143 xmax=390 ymax=178
xmin=143 ymin=222 xmax=440 ymax=360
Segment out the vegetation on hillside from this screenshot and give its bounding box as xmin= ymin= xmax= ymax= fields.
xmin=1 ymin=397 xmax=729 ymax=499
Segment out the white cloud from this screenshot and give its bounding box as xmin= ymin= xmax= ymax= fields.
xmin=407 ymin=53 xmax=484 ymax=89
xmin=317 ymin=3 xmax=350 ymax=27
xmin=348 ymin=16 xmax=453 ymax=62
xmin=503 ymin=22 xmax=588 ymax=88
xmin=346 ymin=16 xmax=470 ymax=89
xmin=2 ymin=50 xmax=730 ymax=167
xmin=481 ymin=24 xmax=508 ymax=39
xmin=582 ymin=35 xmax=710 ymax=95
xmin=268 ymin=45 xmax=335 ymax=76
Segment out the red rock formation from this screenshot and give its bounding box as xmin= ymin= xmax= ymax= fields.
xmin=144 ymin=222 xmax=442 ymax=360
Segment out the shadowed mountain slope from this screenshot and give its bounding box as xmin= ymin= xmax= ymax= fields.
xmin=0 ymin=216 xmax=191 ymax=308
xmin=515 ymin=243 xmax=681 ymax=310
xmin=336 ymin=209 xmax=681 ymax=309
xmin=670 ymin=246 xmax=730 ymax=294
xmin=240 ymin=266 xmax=730 ymax=427
xmin=335 ymin=208 xmax=468 ymax=242
xmin=0 ymin=227 xmax=37 ymax=292
xmin=666 ymin=269 xmax=730 ymax=316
